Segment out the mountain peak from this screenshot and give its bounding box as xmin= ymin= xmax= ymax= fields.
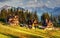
xmin=2 ymin=5 xmax=11 ymax=9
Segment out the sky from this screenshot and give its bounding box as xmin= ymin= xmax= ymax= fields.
xmin=0 ymin=0 xmax=60 ymax=8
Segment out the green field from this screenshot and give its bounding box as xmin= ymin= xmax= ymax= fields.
xmin=0 ymin=23 xmax=60 ymax=38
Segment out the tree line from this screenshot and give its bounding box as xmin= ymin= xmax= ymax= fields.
xmin=0 ymin=7 xmax=60 ymax=27
xmin=0 ymin=8 xmax=38 ymax=24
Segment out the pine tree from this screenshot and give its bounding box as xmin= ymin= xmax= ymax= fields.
xmin=33 ymin=11 xmax=38 ymax=21
xmin=0 ymin=8 xmax=7 ymax=22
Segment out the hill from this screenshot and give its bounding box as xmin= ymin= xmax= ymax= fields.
xmin=0 ymin=22 xmax=60 ymax=38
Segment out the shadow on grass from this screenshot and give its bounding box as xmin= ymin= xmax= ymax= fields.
xmin=0 ymin=33 xmax=19 ymax=38
xmin=0 ymin=32 xmax=43 ymax=38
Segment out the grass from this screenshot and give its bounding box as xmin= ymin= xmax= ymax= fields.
xmin=0 ymin=33 xmax=11 ymax=38
xmin=0 ymin=22 xmax=60 ymax=38
xmin=0 ymin=33 xmax=18 ymax=38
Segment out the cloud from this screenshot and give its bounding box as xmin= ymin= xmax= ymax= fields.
xmin=0 ymin=0 xmax=9 ymax=2
xmin=43 ymin=0 xmax=60 ymax=8
xmin=22 ymin=0 xmax=41 ymax=8
xmin=0 ymin=0 xmax=60 ymax=9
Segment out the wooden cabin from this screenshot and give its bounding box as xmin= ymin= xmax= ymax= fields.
xmin=32 ymin=19 xmax=38 ymax=29
xmin=8 ymin=15 xmax=19 ymax=26
xmin=45 ymin=19 xmax=54 ymax=30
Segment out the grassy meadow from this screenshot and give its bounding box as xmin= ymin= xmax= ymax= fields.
xmin=0 ymin=22 xmax=60 ymax=38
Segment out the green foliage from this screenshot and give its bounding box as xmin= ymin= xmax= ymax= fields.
xmin=33 ymin=11 xmax=38 ymax=20
xmin=0 ymin=8 xmax=38 ymax=24
xmin=0 ymin=9 xmax=7 ymax=19
xmin=58 ymin=15 xmax=60 ymax=22
xmin=41 ymin=13 xmax=50 ymax=21
xmin=0 ymin=18 xmax=6 ymax=22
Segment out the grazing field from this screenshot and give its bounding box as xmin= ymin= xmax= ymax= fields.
xmin=0 ymin=23 xmax=60 ymax=38
xmin=0 ymin=33 xmax=12 ymax=38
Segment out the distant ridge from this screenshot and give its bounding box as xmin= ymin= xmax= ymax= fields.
xmin=0 ymin=5 xmax=60 ymax=16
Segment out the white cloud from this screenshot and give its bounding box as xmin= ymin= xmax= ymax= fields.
xmin=23 ymin=0 xmax=42 ymax=8
xmin=0 ymin=0 xmax=60 ymax=9
xmin=43 ymin=0 xmax=60 ymax=8
xmin=35 ymin=0 xmax=37 ymax=2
